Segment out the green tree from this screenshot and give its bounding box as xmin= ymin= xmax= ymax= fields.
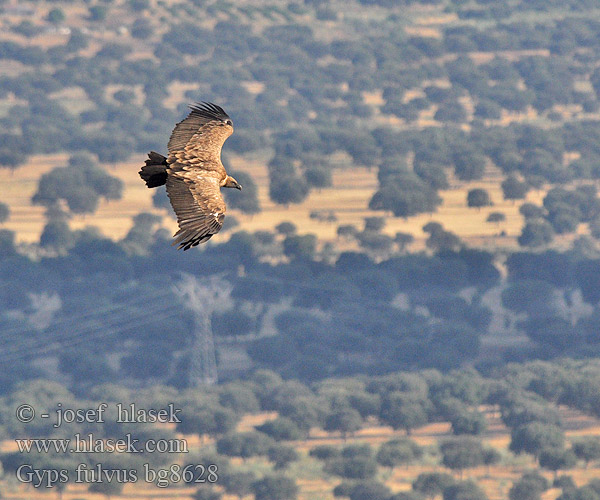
xmin=379 ymin=393 xmax=428 ymax=435
xmin=270 ymin=174 xmax=309 ymax=205
xmin=487 ymin=212 xmax=506 ymax=224
xmin=423 ymin=222 xmax=462 ymax=253
xmin=152 ymin=186 xmax=171 ymax=210
xmin=509 ymin=472 xmax=549 ymax=500
xmin=88 ymin=5 xmax=108 ymax=21
xmin=520 ymin=204 xmax=545 ymax=220
xmin=518 ymin=220 xmax=554 ymax=247
xmin=364 ymin=217 xmax=386 ymax=232
xmin=268 ymin=444 xmax=299 ymax=469
xmin=475 ymin=100 xmax=502 ymax=120
xmin=256 ymin=417 xmax=303 ymax=441
xmin=435 ymin=101 xmax=467 ymax=123
xmin=277 ymin=395 xmax=324 ymax=435
xmin=453 ymin=148 xmax=486 ymax=181
xmin=501 ymin=399 xmax=561 ymax=428
xmin=220 ymin=470 xmax=256 ymax=499
xmin=341 ymin=444 xmax=372 ymax=459
xmin=450 ymin=410 xmax=487 ymax=435
xmin=177 ymin=405 xmax=238 ymax=437
xmin=483 ymin=447 xmax=501 ymax=470
xmin=467 ymin=189 xmax=493 ymax=209
xmin=502 ymin=175 xmax=529 ymax=201
xmin=509 ymin=423 xmax=565 ymax=459
xmin=443 ymin=481 xmax=488 ymax=500
xmin=193 ymin=487 xmax=222 ymax=500
xmin=32 ymin=164 xmax=123 ymax=215
xmin=216 ymin=432 xmax=274 ymax=459
xmin=509 ymin=480 xmax=542 ymax=500
xmin=553 ymin=475 xmax=575 ymax=491
xmin=345 ymin=481 xmax=392 ymax=500
xmin=47 ymin=8 xmax=65 ymax=23
xmin=324 ymin=455 xmax=378 ymax=480
xmin=253 ymin=474 xmax=298 ymax=500
xmin=338 ymin=224 xmax=358 ymax=239
xmin=0 ymin=229 xmax=17 ymax=258
xmin=369 ymin=172 xmax=442 ymax=217
xmin=358 ymin=231 xmax=394 ymax=258
xmin=283 ymin=234 xmax=317 ymax=261
xmin=218 ymin=384 xmax=260 ymax=413
xmin=539 ymin=447 xmax=577 ymax=476
xmin=88 ymin=480 xmax=124 ymax=499
xmin=112 ymin=89 xmax=136 ymax=105
xmin=39 ymin=220 xmax=75 ymax=251
xmin=131 ymin=18 xmax=152 ymax=39
xmin=502 ymin=280 xmax=557 ymax=316
xmin=413 ymin=472 xmax=456 ymax=499
xmin=440 ymin=437 xmax=486 ymax=478
xmin=304 ymin=165 xmax=332 ymax=188
xmin=390 ymin=492 xmax=426 ymax=500
xmin=310 ymin=445 xmax=341 ymax=460
xmin=324 ymin=407 xmax=363 ymax=439
xmin=0 ymin=144 xmax=26 ymax=170
xmin=66 ymin=28 xmax=88 ymax=51
xmin=572 ymin=438 xmax=600 ymax=467
xmin=58 ymin=350 xmax=114 ymax=383
xmin=276 ymin=221 xmax=297 ymax=236
xmin=395 ymin=232 xmax=414 ymax=251
xmin=128 ymin=0 xmax=150 ymax=10
xmin=376 ymin=438 xmax=422 ymax=469
xmin=560 ymin=486 xmax=600 ymax=500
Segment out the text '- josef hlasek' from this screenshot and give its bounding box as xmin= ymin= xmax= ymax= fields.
xmin=16 ymin=402 xmax=182 ymax=427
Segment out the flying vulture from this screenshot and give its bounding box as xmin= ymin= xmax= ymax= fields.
xmin=139 ymin=102 xmax=241 ymax=250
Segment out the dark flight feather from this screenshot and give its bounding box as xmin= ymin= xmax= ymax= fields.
xmin=188 ymin=102 xmax=231 ymax=122
xmin=166 ymin=173 xmax=225 ymax=250
xmin=139 ymin=151 xmax=168 ymax=187
xmin=168 ymin=101 xmax=232 ymax=153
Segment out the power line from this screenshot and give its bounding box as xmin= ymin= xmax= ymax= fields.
xmin=0 ymin=306 xmax=180 ymax=363
xmin=0 ymin=290 xmax=173 ymax=340
xmin=0 ymin=289 xmax=183 ymax=362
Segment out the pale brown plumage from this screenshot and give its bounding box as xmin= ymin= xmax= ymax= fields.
xmin=139 ymin=102 xmax=241 ymax=250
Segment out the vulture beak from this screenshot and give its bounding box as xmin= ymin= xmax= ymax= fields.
xmin=225 ymin=176 xmax=242 ymax=190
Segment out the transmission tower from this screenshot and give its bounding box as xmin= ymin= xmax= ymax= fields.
xmin=174 ymin=275 xmax=231 ymax=386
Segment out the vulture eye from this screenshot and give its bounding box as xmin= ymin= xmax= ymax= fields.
xmin=225 ymin=119 xmax=233 ymax=126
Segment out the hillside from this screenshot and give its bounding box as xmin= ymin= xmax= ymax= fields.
xmin=4 ymin=1 xmax=600 ymax=499
xmin=3 ymin=362 xmax=600 ymax=500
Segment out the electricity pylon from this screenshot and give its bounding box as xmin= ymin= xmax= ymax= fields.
xmin=174 ymin=274 xmax=231 ymax=386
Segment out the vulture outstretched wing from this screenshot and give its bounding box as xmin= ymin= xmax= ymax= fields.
xmin=166 ymin=169 xmax=226 ymax=250
xmin=168 ymin=102 xmax=231 ymax=153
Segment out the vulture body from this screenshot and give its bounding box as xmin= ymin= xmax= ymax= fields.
xmin=139 ymin=102 xmax=241 ymax=250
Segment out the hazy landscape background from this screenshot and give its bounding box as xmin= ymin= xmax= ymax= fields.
xmin=2 ymin=0 xmax=600 ymax=499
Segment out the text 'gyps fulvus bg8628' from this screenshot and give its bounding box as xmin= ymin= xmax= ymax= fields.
xmin=139 ymin=102 xmax=241 ymax=250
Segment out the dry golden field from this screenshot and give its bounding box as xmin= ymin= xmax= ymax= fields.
xmin=3 ymin=149 xmax=563 ymax=254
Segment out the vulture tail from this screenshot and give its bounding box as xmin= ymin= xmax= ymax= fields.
xmin=139 ymin=151 xmax=168 ymax=188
